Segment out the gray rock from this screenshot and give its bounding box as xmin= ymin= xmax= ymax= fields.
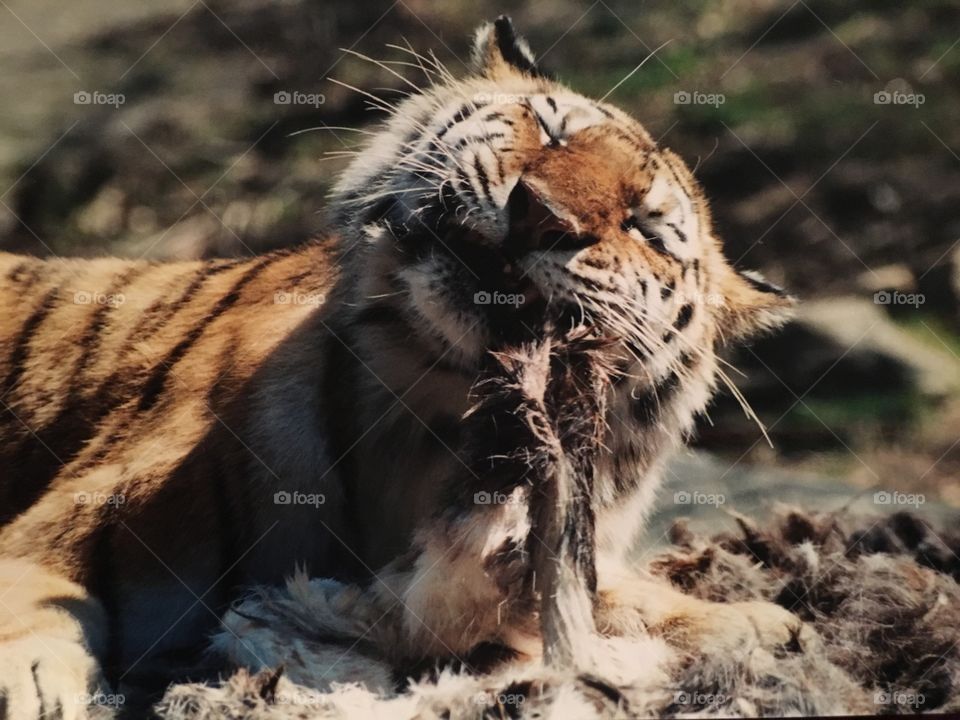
xmin=639 ymin=450 xmax=959 ymax=552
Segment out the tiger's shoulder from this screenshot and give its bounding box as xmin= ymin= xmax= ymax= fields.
xmin=0 ymin=240 xmax=342 ymax=528
xmin=0 ymin=241 xmax=340 ymax=383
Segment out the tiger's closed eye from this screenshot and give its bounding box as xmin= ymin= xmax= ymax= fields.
xmin=621 ymin=215 xmax=673 ymax=258
xmin=621 ymin=215 xmax=660 ymax=242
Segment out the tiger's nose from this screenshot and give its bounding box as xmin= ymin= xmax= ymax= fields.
xmin=505 ymin=179 xmax=599 ymax=254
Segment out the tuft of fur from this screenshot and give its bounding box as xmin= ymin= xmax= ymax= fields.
xmin=464 ymin=328 xmax=620 ymax=666
xmin=154 ymin=508 xmax=960 ymax=719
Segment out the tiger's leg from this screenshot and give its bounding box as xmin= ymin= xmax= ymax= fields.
xmin=367 ymin=488 xmax=541 ymax=665
xmin=594 ymin=558 xmax=814 ymax=656
xmin=0 ymin=559 xmax=109 ymax=720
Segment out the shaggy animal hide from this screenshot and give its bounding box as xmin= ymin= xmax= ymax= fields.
xmin=154 ymin=509 xmax=960 ymax=719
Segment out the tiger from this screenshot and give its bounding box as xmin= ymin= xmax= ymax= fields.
xmin=0 ymin=16 xmax=806 ymax=719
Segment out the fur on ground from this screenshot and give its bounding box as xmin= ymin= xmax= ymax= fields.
xmin=153 ymin=508 xmax=960 ymax=719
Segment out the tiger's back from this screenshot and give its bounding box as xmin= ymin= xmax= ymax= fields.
xmin=0 ymin=243 xmax=354 ymax=668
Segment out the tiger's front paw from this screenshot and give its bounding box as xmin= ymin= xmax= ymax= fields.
xmin=0 ymin=636 xmax=107 ymax=720
xmin=660 ymin=599 xmax=814 ymax=657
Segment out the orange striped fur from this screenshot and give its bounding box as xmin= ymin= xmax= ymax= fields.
xmin=0 ymin=17 xmax=798 ymax=717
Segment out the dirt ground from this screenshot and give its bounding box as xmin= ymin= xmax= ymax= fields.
xmin=2 ymin=0 xmax=959 ymax=506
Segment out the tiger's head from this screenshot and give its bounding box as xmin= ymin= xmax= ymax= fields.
xmin=332 ymin=17 xmax=792 ymax=407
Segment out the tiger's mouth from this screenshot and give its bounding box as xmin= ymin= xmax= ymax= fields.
xmin=422 ymin=177 xmax=594 ymax=312
xmin=382 ymin=181 xmax=603 ymax=346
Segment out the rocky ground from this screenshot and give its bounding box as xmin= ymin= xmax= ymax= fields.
xmin=1 ymin=0 xmax=959 ymax=508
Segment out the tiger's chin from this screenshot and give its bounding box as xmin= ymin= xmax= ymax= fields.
xmin=389 ymin=225 xmax=557 ymax=365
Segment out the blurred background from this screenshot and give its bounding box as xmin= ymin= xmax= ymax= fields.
xmin=1 ymin=0 xmax=958 ymax=523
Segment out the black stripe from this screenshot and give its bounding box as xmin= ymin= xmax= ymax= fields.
xmin=70 ymin=266 xmax=148 ymax=389
xmin=674 ymin=303 xmax=694 ymax=331
xmin=453 ymin=132 xmax=506 ymax=151
xmin=483 ymin=111 xmax=507 ymax=123
xmin=495 ymin=153 xmax=506 ymax=183
xmin=660 ymin=278 xmax=675 ymax=300
xmin=436 ymin=103 xmax=483 ymax=139
xmin=493 ymin=16 xmax=547 ymax=78
xmin=473 ymin=154 xmax=492 ymax=203
xmin=456 ymin=167 xmax=478 ymax=207
xmin=136 ymin=256 xmax=277 ymax=413
xmin=545 ymin=96 xmax=558 ymax=113
xmin=647 ymin=234 xmax=681 ymax=263
xmin=113 ymin=262 xmax=237 ymax=367
xmin=581 ymin=255 xmax=610 ymax=270
xmin=58 ymin=262 xmax=243 ymax=476
xmin=607 ymin=127 xmax=651 ymax=156
xmin=666 ymin=221 xmax=688 ymax=243
xmin=578 ymin=276 xmax=609 ymax=294
xmin=0 ymin=267 xmax=150 ymax=508
xmin=0 ymin=288 xmax=59 ymax=399
xmin=593 ymin=103 xmax=615 ymax=119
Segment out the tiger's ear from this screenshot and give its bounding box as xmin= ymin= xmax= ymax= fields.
xmin=715 ymin=266 xmax=795 ymax=343
xmin=472 ymin=16 xmax=546 ymax=80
